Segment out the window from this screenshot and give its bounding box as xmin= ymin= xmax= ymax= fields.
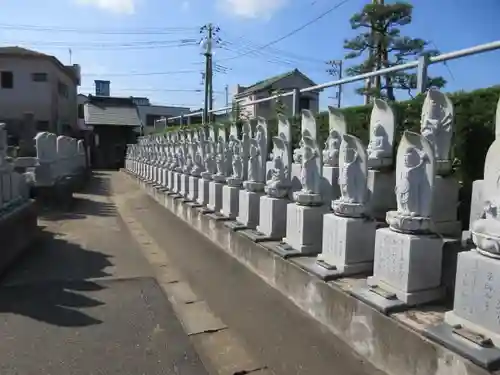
xmin=32 ymin=72 xmax=47 ymax=82
xmin=1 ymin=71 xmax=13 ymax=89
xmin=146 ymin=114 xmax=162 ymax=126
xmin=78 ymin=104 xmax=84 ymax=119
xmin=58 ymin=81 xmax=68 ymax=98
xmin=299 ymin=97 xmax=310 ymax=111
xmin=37 ymin=121 xmax=49 ymax=131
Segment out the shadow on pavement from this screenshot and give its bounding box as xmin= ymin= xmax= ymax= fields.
xmin=0 ymin=229 xmax=113 ymax=327
xmin=40 ymin=197 xmax=116 ymax=221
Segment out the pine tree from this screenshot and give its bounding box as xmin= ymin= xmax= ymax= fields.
xmin=343 ymin=1 xmax=446 ymax=101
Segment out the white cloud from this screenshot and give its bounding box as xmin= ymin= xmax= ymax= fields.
xmin=218 ymin=0 xmax=287 ymax=19
xmin=181 ymin=1 xmax=190 ymax=11
xmin=74 ymin=0 xmax=136 ymax=14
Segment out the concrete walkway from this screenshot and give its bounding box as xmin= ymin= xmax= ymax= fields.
xmin=0 ymin=172 xmax=208 ymax=375
xmin=0 ymin=171 xmax=383 ymax=375
xmin=110 ymin=172 xmax=383 ymax=375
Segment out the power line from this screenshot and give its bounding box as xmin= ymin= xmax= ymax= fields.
xmin=83 ymin=69 xmax=200 ymax=77
xmin=5 ymin=39 xmax=197 ymax=47
xmin=219 ymin=31 xmax=327 ymax=65
xmin=4 ymin=41 xmax=198 ymax=51
xmin=216 ymin=0 xmax=351 ymax=62
xmin=79 ymin=87 xmax=225 ymax=94
xmin=0 ymin=23 xmax=200 ymax=35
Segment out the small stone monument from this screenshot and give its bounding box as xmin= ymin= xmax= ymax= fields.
xmin=366 ymin=99 xmax=397 ymax=220
xmin=425 ymin=136 xmax=500 ymax=368
xmin=294 ymin=133 xmax=377 ymax=279
xmin=321 ymin=107 xmax=345 ymax=204
xmin=170 ymin=132 xmax=182 ymax=194
xmin=466 ymin=96 xmax=500 ymax=243
xmin=160 ymin=134 xmax=169 ymax=189
xmin=421 ymin=88 xmax=461 ymax=237
xmin=244 ymin=114 xmax=292 ymax=240
xmin=187 ymin=129 xmax=204 ymax=203
xmin=236 ymin=118 xmax=268 ymax=229
xmin=273 ymin=110 xmax=328 ymax=257
xmin=179 ymin=130 xmax=192 ymax=198
xmin=198 ymin=127 xmax=216 ymax=207
xmin=207 ymin=125 xmax=227 ymax=214
xmin=222 ymin=122 xmax=243 ymax=219
xmin=352 ymin=130 xmax=445 ymax=312
xmin=34 ymin=132 xmax=56 ymax=187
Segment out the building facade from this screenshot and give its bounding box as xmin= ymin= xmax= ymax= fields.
xmin=84 ymin=95 xmax=142 ymax=169
xmin=132 ymin=97 xmax=190 ymax=134
xmin=0 ymin=47 xmax=81 ymax=135
xmin=233 ymin=69 xmax=321 ymax=120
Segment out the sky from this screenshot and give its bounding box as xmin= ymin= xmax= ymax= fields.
xmin=0 ymin=0 xmax=499 ymax=112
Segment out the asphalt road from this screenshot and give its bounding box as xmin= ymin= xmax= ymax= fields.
xmin=0 ymin=172 xmax=208 ymax=375
xmin=112 ymin=171 xmax=382 ymax=375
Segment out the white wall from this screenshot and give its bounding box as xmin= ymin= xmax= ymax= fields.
xmin=0 ymin=57 xmax=53 ymax=124
xmin=0 ymin=56 xmax=78 ymax=132
xmin=137 ymin=104 xmax=190 ymax=128
xmin=233 ymin=73 xmax=320 ymax=120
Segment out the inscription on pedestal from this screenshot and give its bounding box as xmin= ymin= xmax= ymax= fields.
xmin=452 ymin=253 xmax=500 ymax=335
xmin=374 ymin=232 xmax=407 ymax=289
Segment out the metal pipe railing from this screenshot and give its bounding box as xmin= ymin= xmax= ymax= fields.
xmin=166 ymin=40 xmax=500 ymax=124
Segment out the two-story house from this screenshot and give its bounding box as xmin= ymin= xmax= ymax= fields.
xmin=233 ymin=69 xmax=321 ymax=120
xmin=0 ymin=46 xmax=81 ymax=137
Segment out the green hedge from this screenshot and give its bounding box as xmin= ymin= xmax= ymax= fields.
xmin=160 ymin=85 xmax=500 ymax=227
xmin=173 ymin=85 xmax=499 ymax=185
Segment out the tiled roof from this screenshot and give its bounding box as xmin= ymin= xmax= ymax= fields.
xmin=235 ymin=69 xmax=317 ymax=98
xmin=84 ymin=98 xmax=142 ymax=127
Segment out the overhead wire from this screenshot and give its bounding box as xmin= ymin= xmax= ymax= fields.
xmin=0 ymin=23 xmax=200 ymax=35
xmin=215 ymin=0 xmax=351 ymax=62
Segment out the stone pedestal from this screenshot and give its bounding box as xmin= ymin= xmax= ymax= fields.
xmin=208 ymin=181 xmax=224 ymax=212
xmin=168 ymin=170 xmax=175 ymax=190
xmin=180 ymin=173 xmax=190 ymax=197
xmin=446 ymin=250 xmax=500 ymax=345
xmin=256 ymin=196 xmax=289 ymax=240
xmin=277 ymin=203 xmax=328 ymax=256
xmin=188 ymin=176 xmax=199 ymax=202
xmin=432 ymin=176 xmax=461 ymax=237
xmin=161 ymin=167 xmax=168 ymax=188
xmin=172 ymin=172 xmax=180 ymax=193
xmin=236 ymin=190 xmax=263 ymax=229
xmin=367 ymin=170 xmax=396 ymax=221
xmin=352 ymin=227 xmax=444 ymax=313
xmin=197 ymin=178 xmax=210 ymax=206
xmin=321 ymin=166 xmax=340 ymax=204
xmin=425 ymin=250 xmax=500 ymax=370
xmin=300 ymin=214 xmax=377 ymax=279
xmin=221 ymin=185 xmax=240 ymax=219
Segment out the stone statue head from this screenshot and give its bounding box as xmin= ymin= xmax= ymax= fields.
xmin=373 ymin=123 xmax=385 ymax=138
xmin=403 ymin=146 xmax=421 ymax=168
xmin=303 ymin=146 xmax=313 ymax=161
xmin=273 ymin=155 xmax=283 ymax=169
xmin=250 ymin=144 xmax=258 ymax=157
xmin=343 ymin=147 xmax=357 ymax=163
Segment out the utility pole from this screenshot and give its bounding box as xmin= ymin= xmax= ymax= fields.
xmin=225 ymin=84 xmax=229 ymax=119
xmin=200 ymin=23 xmax=220 ymax=129
xmin=326 ymin=59 xmax=343 ymax=108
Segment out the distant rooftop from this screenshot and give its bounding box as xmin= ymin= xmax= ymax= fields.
xmin=84 ymin=95 xmax=142 ymax=127
xmin=0 ymin=46 xmax=80 ymax=83
xmin=235 ymin=69 xmax=318 ymax=98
